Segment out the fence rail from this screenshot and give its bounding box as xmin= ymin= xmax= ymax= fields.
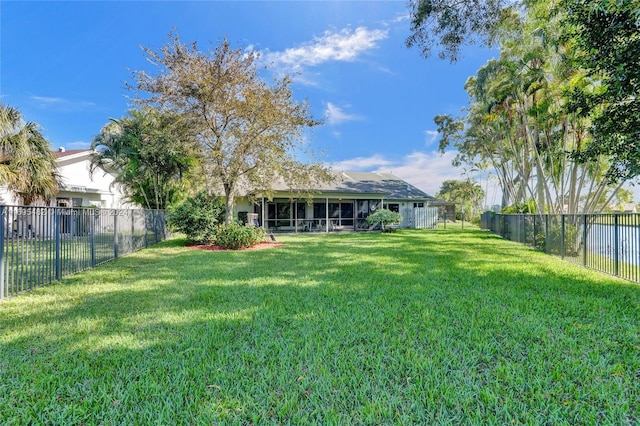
xmin=481 ymin=211 xmax=640 ymax=282
xmin=0 ymin=205 xmax=168 ymax=299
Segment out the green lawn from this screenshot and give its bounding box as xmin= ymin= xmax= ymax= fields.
xmin=1 ymin=228 xmax=638 ymax=424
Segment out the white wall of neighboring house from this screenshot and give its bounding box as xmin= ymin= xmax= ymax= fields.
xmin=55 ymin=148 xmax=128 ymax=208
xmin=0 ymin=148 xmax=129 ymax=209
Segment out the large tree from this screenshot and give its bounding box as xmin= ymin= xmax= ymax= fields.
xmin=129 ymin=33 xmax=332 ymax=224
xmin=0 ymin=103 xmax=60 ymax=205
xmin=564 ymin=0 xmax=640 ymax=182
xmin=408 ymin=0 xmax=640 ymax=184
xmin=91 ymin=107 xmax=199 ymax=210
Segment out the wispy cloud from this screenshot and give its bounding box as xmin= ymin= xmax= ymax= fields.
xmin=325 ymin=103 xmax=360 ymax=126
xmin=30 ymin=96 xmax=96 ymax=111
xmin=332 ymin=151 xmax=466 ymax=196
xmin=331 ymin=154 xmax=393 ymax=172
xmin=261 ymin=26 xmax=388 ymax=81
xmin=65 ymin=141 xmax=92 ymax=149
xmin=425 ymin=130 xmax=439 ymax=146
xmin=385 ymin=13 xmax=411 ymax=26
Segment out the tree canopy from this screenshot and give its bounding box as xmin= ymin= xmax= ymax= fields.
xmin=129 ymin=33 xmax=332 ymax=223
xmin=413 ymin=0 xmax=640 ymax=211
xmin=564 ymin=0 xmax=640 ymax=182
xmin=0 ymin=103 xmax=60 ymax=205
xmin=91 ymin=107 xmax=199 ymax=210
xmin=406 ymin=0 xmax=514 ymax=61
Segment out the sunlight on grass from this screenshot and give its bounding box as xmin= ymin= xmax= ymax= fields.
xmin=1 ymin=229 xmax=639 ymax=424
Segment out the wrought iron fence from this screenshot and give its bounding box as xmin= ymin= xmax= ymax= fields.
xmin=481 ymin=211 xmax=640 ymax=282
xmin=0 ymin=205 xmax=168 ymax=299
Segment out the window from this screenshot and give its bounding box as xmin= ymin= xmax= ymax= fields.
xmin=387 ymin=203 xmax=399 ymax=213
xmin=414 ymin=202 xmax=424 ymax=208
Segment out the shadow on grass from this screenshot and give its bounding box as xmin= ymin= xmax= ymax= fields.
xmin=1 ymin=229 xmax=639 ymax=424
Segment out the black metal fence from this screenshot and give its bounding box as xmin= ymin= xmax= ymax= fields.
xmin=481 ymin=212 xmax=640 ymax=282
xmin=0 ymin=205 xmax=168 ymax=299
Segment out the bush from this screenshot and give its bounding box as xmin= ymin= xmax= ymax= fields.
xmin=214 ymin=223 xmax=266 ymax=249
xmin=166 ymin=192 xmax=226 ymax=244
xmin=366 ymin=209 xmax=403 ymax=232
xmin=501 ymin=200 xmax=537 ymax=214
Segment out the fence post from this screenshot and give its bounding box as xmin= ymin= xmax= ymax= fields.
xmin=614 ymin=213 xmax=620 ymax=277
xmin=561 ymin=215 xmax=566 ymax=259
xmin=545 ymin=215 xmax=549 ymax=253
xmin=55 ymin=208 xmax=61 ymax=281
xmin=582 ymin=215 xmax=588 ymax=266
xmin=154 ymin=211 xmax=159 ymax=244
xmin=0 ymin=206 xmax=5 ymax=299
xmin=90 ymin=210 xmax=96 ymax=268
xmin=114 ymin=212 xmax=119 ymax=259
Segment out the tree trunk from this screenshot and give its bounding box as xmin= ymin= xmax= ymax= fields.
xmin=224 ymin=184 xmax=235 ymax=225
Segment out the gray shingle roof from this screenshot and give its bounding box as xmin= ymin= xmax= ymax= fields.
xmin=274 ymin=171 xmax=433 ymax=200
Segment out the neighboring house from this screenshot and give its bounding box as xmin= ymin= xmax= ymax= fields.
xmin=0 ymin=148 xmax=131 ymax=239
xmin=235 ymin=171 xmax=440 ymax=232
xmin=0 ymin=148 xmax=127 ymax=208
xmin=54 ymin=148 xmax=127 ymax=209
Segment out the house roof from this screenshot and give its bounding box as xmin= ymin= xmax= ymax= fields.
xmin=271 ymin=171 xmax=433 ymax=200
xmin=54 ymin=148 xmax=92 ymax=159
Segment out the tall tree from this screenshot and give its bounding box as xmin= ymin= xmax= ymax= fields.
xmin=0 ymin=103 xmax=60 ymax=205
xmin=408 ymin=0 xmax=640 ymax=183
xmin=564 ymin=0 xmax=640 ymax=182
xmin=129 ymin=33 xmax=332 ymax=224
xmin=435 ymin=2 xmax=624 ymax=214
xmin=91 ymin=107 xmax=199 ymax=210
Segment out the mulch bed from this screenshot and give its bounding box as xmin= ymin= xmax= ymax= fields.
xmin=186 ymin=241 xmax=284 ymax=251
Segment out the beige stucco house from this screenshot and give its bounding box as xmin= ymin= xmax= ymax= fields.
xmin=234 ymin=171 xmax=440 ymax=232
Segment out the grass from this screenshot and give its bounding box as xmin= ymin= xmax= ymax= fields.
xmin=1 ymin=227 xmax=639 ymax=424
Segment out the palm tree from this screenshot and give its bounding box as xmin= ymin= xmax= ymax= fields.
xmin=0 ymin=103 xmax=60 ymax=205
xmin=91 ymin=108 xmax=199 ymax=210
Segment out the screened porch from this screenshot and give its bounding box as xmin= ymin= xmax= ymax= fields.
xmin=254 ymin=198 xmax=386 ymax=232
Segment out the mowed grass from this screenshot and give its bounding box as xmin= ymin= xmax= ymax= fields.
xmin=1 ymin=228 xmax=639 ymax=425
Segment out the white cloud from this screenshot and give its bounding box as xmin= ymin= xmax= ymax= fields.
xmin=65 ymin=141 xmax=92 ymax=149
xmin=331 ymin=154 xmax=393 ymax=172
xmin=325 ymin=103 xmax=359 ymax=126
xmin=262 ymin=26 xmax=388 ymax=79
xmin=375 ymin=151 xmax=465 ymax=196
xmin=425 ymin=130 xmax=439 ymax=146
xmin=30 ymin=96 xmax=95 ymax=111
xmin=331 ymin=151 xmax=467 ymax=196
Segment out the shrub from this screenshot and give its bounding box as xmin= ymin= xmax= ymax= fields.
xmin=214 ymin=223 xmax=266 ymax=249
xmin=501 ymin=200 xmax=537 ymax=214
xmin=166 ymin=192 xmax=226 ymax=244
xmin=366 ymin=209 xmax=403 ymax=232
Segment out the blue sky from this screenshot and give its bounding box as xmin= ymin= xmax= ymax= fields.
xmin=1 ymin=1 xmax=499 ymax=200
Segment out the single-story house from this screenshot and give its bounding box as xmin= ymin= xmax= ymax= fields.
xmin=234 ymin=171 xmax=440 ymax=232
